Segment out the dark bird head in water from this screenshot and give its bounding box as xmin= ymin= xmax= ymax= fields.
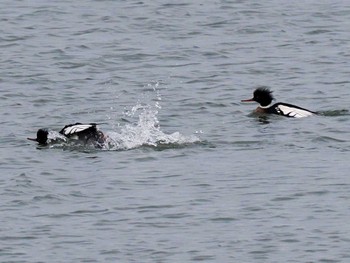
xmin=27 ymin=128 xmax=49 ymax=145
xmin=241 ymin=87 xmax=274 ymax=107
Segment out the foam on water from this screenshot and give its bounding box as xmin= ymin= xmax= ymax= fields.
xmin=104 ymin=104 xmax=200 ymax=151
xmin=41 ymin=131 xmax=68 ymax=148
xmin=104 ymin=84 xmax=200 ymax=151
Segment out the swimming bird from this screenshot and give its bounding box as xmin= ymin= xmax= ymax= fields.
xmin=241 ymin=88 xmax=316 ymax=118
xmin=28 ymin=123 xmax=106 ymax=146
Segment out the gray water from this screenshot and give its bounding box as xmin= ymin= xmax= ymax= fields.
xmin=1 ymin=1 xmax=350 ymax=262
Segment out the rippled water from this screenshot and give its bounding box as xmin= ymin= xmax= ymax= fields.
xmin=1 ymin=1 xmax=350 ymax=262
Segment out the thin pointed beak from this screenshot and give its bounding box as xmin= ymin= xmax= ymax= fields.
xmin=241 ymin=98 xmax=255 ymax=102
xmin=27 ymin=137 xmax=37 ymax=142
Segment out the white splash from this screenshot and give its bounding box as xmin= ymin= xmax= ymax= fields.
xmin=104 ymin=104 xmax=200 ymax=151
xmin=47 ymin=130 xmax=67 ymax=143
xmin=103 ymin=82 xmax=200 ymax=151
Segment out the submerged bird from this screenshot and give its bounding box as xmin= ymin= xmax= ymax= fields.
xmin=241 ymin=88 xmax=316 ymax=118
xmin=27 ymin=123 xmax=106 ymax=147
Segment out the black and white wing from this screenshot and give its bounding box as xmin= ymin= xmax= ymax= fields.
xmin=60 ymin=123 xmax=97 ymax=137
xmin=274 ymin=103 xmax=315 ymax=118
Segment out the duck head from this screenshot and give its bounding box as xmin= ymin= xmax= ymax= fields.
xmin=241 ymin=88 xmax=274 ymax=107
xmin=27 ymin=128 xmax=49 ymax=145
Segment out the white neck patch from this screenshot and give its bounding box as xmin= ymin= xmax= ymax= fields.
xmin=259 ymin=104 xmax=272 ymax=109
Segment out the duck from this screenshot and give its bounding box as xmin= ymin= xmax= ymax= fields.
xmin=241 ymin=88 xmax=316 ymax=118
xmin=27 ymin=123 xmax=106 ymax=147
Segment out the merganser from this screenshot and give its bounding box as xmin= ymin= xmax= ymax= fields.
xmin=28 ymin=123 xmax=106 ymax=147
xmin=241 ymin=88 xmax=316 ymax=118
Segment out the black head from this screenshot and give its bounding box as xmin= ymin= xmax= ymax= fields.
xmin=27 ymin=128 xmax=49 ymax=145
xmin=242 ymin=87 xmax=274 ymax=107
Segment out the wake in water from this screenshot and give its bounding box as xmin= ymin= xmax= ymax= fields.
xmin=319 ymin=109 xmax=349 ymax=117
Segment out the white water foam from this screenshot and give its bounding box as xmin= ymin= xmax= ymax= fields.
xmin=47 ymin=131 xmax=67 ymax=144
xmin=103 ymin=83 xmax=200 ymax=151
xmin=104 ymin=103 xmax=200 ymax=151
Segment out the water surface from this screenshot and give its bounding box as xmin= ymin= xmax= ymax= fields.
xmin=1 ymin=1 xmax=350 ymax=262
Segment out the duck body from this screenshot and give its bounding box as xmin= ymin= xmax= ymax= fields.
xmin=242 ymin=88 xmax=316 ymax=118
xmin=28 ymin=123 xmax=106 ymax=147
xmin=59 ymin=123 xmax=105 ymax=145
xmin=258 ymin=102 xmax=316 ymax=118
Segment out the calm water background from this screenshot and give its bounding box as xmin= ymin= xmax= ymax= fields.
xmin=1 ymin=1 xmax=350 ymax=262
